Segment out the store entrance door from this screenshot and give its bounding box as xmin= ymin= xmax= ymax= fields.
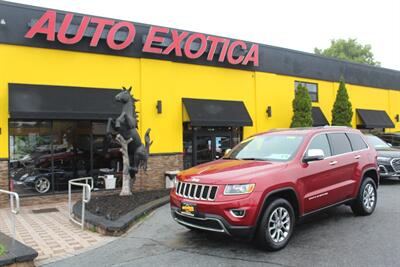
xmin=194 ymin=133 xmax=231 ymax=165
xmin=183 ymin=125 xmax=242 ymax=169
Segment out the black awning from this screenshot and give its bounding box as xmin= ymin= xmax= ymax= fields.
xmin=312 ymin=107 xmax=329 ymax=126
xmin=356 ymin=109 xmax=395 ymax=129
xmin=182 ymin=98 xmax=253 ymax=127
xmin=9 ymin=84 xmax=122 ymax=120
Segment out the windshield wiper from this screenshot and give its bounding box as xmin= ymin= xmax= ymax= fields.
xmin=222 ymin=157 xmax=239 ymax=160
xmin=238 ymin=157 xmax=267 ymax=161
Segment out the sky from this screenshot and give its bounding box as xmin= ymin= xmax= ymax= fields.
xmin=8 ymin=0 xmax=400 ymax=70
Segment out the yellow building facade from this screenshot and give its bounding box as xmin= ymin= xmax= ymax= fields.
xmin=1 ymin=44 xmax=400 ymax=158
xmin=0 ymin=1 xmax=399 ymax=200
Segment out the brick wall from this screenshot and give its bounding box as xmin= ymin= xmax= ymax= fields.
xmin=0 ymin=160 xmax=9 ymax=208
xmin=133 ymin=153 xmax=183 ymax=191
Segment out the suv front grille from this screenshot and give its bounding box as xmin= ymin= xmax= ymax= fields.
xmin=176 ymin=181 xmax=218 ymax=201
xmin=391 ymin=158 xmax=400 ymax=172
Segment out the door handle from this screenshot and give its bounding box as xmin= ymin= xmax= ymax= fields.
xmin=329 ymin=161 xmax=338 ymax=166
xmin=354 ymin=155 xmax=361 ymax=159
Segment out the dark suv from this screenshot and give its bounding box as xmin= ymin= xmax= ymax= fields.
xmin=170 ymin=127 xmax=379 ymax=251
xmin=365 ymin=134 xmax=400 ymax=178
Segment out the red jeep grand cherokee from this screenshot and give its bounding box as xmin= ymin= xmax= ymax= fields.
xmin=170 ymin=127 xmax=379 ymax=251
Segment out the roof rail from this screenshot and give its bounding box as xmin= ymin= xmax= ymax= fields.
xmin=322 ymin=125 xmax=351 ymax=128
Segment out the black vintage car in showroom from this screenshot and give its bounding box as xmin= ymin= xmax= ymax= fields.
xmin=365 ymin=134 xmax=400 ymax=178
xmin=12 ymin=143 xmax=122 ymax=194
xmin=14 ymin=167 xmax=84 ymax=194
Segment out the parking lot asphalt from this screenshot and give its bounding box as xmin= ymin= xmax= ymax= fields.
xmin=45 ymin=178 xmax=400 ymax=267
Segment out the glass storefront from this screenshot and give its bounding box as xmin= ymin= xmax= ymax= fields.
xmin=183 ymin=124 xmax=242 ymax=169
xmin=9 ymin=120 xmax=122 ymax=196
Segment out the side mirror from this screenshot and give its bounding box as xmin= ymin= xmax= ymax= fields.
xmin=224 ymin=149 xmax=232 ymax=156
xmin=387 ymin=143 xmax=392 ymax=147
xmin=303 ymin=149 xmax=325 ymax=163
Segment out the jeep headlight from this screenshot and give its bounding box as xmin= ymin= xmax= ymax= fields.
xmin=224 ymin=184 xmax=255 ymax=195
xmin=377 ymin=156 xmax=391 ymax=162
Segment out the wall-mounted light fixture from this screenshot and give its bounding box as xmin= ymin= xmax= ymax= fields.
xmin=266 ymin=106 xmax=272 ymax=117
xmin=0 ymin=19 xmax=6 ymax=25
xmin=396 ymin=114 xmax=399 ymax=122
xmin=156 ymin=100 xmax=162 ymax=114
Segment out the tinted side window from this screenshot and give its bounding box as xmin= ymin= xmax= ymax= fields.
xmin=328 ymin=133 xmax=352 ymax=155
xmin=347 ymin=133 xmax=368 ymax=151
xmin=392 ymin=135 xmax=400 ymax=147
xmin=379 ymin=135 xmax=392 ymax=144
xmin=307 ymin=134 xmax=331 ymax=157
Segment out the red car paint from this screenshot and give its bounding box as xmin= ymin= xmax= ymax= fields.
xmin=170 ymin=127 xmax=378 ymax=238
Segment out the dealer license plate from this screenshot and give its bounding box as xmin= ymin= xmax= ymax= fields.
xmin=181 ymin=202 xmax=196 ymax=216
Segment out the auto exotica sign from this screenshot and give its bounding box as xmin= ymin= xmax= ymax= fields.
xmin=25 ymin=10 xmax=259 ymax=66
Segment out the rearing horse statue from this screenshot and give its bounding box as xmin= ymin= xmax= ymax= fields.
xmin=106 ymin=86 xmax=151 ymax=175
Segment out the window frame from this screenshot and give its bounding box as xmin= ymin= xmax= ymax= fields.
xmin=303 ymin=131 xmax=370 ymax=163
xmin=346 ymin=133 xmax=369 ymax=151
xmin=295 ymin=81 xmax=319 ymax=102
xmin=327 ymin=133 xmax=353 ymax=156
xmin=306 ymin=133 xmax=332 ymax=158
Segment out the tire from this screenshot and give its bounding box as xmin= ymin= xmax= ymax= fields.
xmin=256 ymin=198 xmax=295 ymax=251
xmin=34 ymin=176 xmax=51 ymax=194
xmin=351 ymin=177 xmax=377 ymax=216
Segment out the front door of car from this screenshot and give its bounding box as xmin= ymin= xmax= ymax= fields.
xmin=301 ymin=133 xmax=338 ymax=213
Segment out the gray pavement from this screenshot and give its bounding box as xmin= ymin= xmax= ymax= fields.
xmin=44 ymin=178 xmax=400 ymax=267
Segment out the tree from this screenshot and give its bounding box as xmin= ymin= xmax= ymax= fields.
xmin=115 ymin=134 xmax=133 ymax=196
xmin=331 ymin=78 xmax=353 ymax=127
xmin=290 ymin=83 xmax=313 ymax=128
xmin=315 ymin=38 xmax=380 ymax=66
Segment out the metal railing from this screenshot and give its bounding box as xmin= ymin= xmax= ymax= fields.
xmin=0 ymin=189 xmax=20 ymax=239
xmin=68 ymin=177 xmax=93 ymax=229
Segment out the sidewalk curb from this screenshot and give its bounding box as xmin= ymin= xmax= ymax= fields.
xmin=73 ymin=195 xmax=170 ymax=236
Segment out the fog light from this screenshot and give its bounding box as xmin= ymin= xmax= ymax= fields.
xmin=230 ymin=209 xmax=246 ymax=218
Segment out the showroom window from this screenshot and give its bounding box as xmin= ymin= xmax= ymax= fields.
xmin=9 ymin=120 xmax=122 ymax=196
xmin=295 ymin=81 xmax=318 ymax=102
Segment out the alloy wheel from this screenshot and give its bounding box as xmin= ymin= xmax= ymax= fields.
xmin=35 ymin=177 xmax=50 ymax=194
xmin=362 ymin=183 xmax=375 ymax=211
xmin=267 ymin=207 xmax=291 ymax=243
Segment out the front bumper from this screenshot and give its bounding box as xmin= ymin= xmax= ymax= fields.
xmin=170 ymin=189 xmax=260 ymax=239
xmin=171 ymin=206 xmax=255 ymax=239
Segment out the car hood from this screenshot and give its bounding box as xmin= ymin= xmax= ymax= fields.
xmin=376 ymin=147 xmax=400 ymax=158
xmin=178 ymin=159 xmax=287 ymax=185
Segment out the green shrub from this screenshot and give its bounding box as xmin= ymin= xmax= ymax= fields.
xmin=290 ymin=83 xmax=313 ymax=127
xmin=0 ymin=244 xmax=6 ymax=257
xmin=332 ymin=78 xmax=353 ymax=126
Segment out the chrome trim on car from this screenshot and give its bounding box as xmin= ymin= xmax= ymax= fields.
xmin=301 ymin=131 xmax=370 ymax=163
xmin=379 ymin=165 xmax=389 ymax=175
xmin=174 ymin=210 xmax=229 ymax=234
xmin=176 ymin=181 xmax=218 ymax=201
xmin=229 ymin=209 xmax=246 ymax=218
xmin=390 ymin=158 xmax=400 ymax=172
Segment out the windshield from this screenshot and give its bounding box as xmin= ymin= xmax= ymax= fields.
xmin=366 ymin=135 xmax=390 ymax=148
xmin=224 ymin=134 xmax=304 ymax=162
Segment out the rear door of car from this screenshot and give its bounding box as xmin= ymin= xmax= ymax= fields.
xmin=346 ymin=132 xmax=370 ymax=194
xmin=325 ymin=132 xmax=358 ymax=203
